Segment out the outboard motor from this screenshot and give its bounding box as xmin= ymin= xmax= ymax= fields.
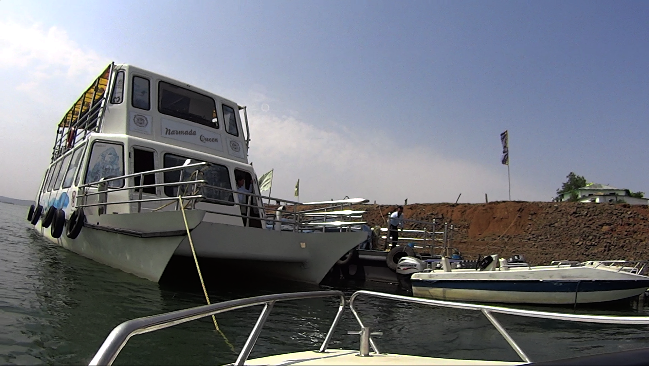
xmin=396 ymin=256 xmax=426 ymax=276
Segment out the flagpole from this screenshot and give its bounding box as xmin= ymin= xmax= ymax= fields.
xmin=508 ymin=163 xmax=511 ymax=201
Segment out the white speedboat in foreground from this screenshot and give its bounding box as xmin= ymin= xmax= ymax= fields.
xmin=89 ymin=290 xmax=649 ymax=365
xmin=403 ymin=255 xmax=649 ymax=305
xmin=26 ymin=63 xmax=367 ymax=284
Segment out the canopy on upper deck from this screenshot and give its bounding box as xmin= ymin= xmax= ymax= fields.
xmin=58 ymin=64 xmax=111 ymax=128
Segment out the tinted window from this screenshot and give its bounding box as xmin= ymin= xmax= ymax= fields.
xmin=158 ymin=81 xmax=218 ymax=128
xmin=41 ymin=168 xmax=53 ymax=193
xmin=110 ymin=70 xmax=125 ymax=104
xmin=132 ymin=76 xmax=150 ymax=110
xmin=62 ymin=147 xmax=85 ymax=188
xmin=223 ymin=104 xmax=239 ymax=136
xmin=84 ymin=141 xmax=124 ymax=188
xmin=46 ymin=161 xmax=64 ymax=192
xmin=163 ymin=154 xmax=233 ymax=204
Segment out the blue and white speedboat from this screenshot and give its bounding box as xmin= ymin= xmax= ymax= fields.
xmin=408 ymin=256 xmax=649 ymax=305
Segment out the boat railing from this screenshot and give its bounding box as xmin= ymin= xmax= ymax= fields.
xmin=89 ymin=289 xmax=649 ymax=366
xmin=52 ymin=64 xmax=113 ymax=162
xmin=75 ymin=162 xmax=366 ymax=232
xmin=88 ymin=290 xmax=346 ymax=366
xmin=347 ymin=290 xmax=649 ymax=363
xmin=584 ymin=260 xmax=649 ymax=275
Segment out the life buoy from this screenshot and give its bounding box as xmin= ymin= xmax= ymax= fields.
xmin=386 ymin=245 xmax=415 ymax=271
xmin=30 ymin=205 xmax=43 ymax=225
xmin=27 ymin=204 xmax=35 ymax=221
xmin=50 ymin=209 xmax=65 ymax=239
xmin=66 ymin=209 xmax=85 ymax=239
xmin=336 ymin=249 xmax=357 ymax=266
xmin=42 ymin=206 xmax=57 ymax=228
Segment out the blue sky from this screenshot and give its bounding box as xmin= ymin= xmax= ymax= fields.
xmin=1 ymin=0 xmax=647 ymax=204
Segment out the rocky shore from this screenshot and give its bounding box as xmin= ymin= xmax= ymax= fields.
xmin=354 ymin=201 xmax=649 ymax=266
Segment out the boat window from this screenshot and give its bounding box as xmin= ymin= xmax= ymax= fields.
xmin=132 ymin=76 xmax=150 ymax=110
xmin=62 ymin=147 xmax=85 ymax=188
xmin=46 ymin=160 xmax=64 ymax=192
xmin=110 ymin=70 xmax=125 ymax=104
xmin=158 ymin=81 xmax=218 ymax=128
xmin=53 ymin=153 xmax=73 ymax=190
xmin=223 ymin=105 xmax=239 ymax=136
xmin=133 ymin=148 xmax=156 ymax=194
xmin=84 ymin=141 xmax=125 ymax=188
xmin=41 ymin=168 xmax=53 ymax=193
xmin=163 ymin=154 xmax=233 ymax=205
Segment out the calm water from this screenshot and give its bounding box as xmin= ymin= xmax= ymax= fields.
xmin=1 ymin=201 xmax=649 ymax=365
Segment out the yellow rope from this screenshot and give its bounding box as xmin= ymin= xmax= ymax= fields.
xmin=178 ymin=196 xmax=235 ymax=353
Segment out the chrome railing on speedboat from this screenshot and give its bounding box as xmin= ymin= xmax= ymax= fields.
xmin=89 ymin=291 xmax=346 ymax=366
xmin=89 ymin=289 xmax=649 ymax=366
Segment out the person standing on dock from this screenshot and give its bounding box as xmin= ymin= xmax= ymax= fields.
xmin=388 ymin=206 xmax=404 ymax=248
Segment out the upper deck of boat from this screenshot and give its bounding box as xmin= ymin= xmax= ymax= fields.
xmin=52 ymin=63 xmax=250 ymax=165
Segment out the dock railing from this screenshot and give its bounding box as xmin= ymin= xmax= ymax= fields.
xmin=379 ymin=217 xmax=458 ymax=257
xmin=89 ymin=289 xmax=649 ymax=365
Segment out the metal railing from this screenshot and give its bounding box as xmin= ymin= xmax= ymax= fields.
xmin=75 ymin=163 xmax=367 ymax=232
xmin=89 ymin=289 xmax=649 ymax=365
xmin=89 ymin=291 xmax=345 ymax=366
xmin=380 ymin=218 xmax=457 ymax=256
xmin=347 ymin=290 xmax=649 ymax=363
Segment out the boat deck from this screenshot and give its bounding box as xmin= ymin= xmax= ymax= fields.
xmin=245 ymin=350 xmax=520 ymax=365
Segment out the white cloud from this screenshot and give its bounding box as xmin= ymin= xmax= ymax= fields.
xmin=246 ymin=111 xmax=542 ymax=204
xmin=0 ymin=20 xmax=108 ymax=99
xmin=0 ymin=19 xmax=110 ymax=200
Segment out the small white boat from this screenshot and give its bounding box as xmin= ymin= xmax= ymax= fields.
xmin=25 ymin=63 xmax=368 ymax=284
xmin=89 ymin=289 xmax=649 ymax=365
xmin=404 ymin=255 xmax=649 ymax=305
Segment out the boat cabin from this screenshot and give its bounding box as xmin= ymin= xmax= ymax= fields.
xmin=37 ymin=63 xmax=264 ymax=227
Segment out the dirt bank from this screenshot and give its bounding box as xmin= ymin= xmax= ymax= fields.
xmin=351 ymin=201 xmax=649 ymax=265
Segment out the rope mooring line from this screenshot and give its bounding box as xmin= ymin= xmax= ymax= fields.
xmin=178 ymin=196 xmax=235 ymax=353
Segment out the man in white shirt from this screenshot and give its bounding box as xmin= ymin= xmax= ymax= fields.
xmin=388 ymin=206 xmax=404 ymax=249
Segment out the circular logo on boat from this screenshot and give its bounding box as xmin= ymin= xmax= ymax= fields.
xmin=134 ymin=114 xmax=148 ymax=127
xmin=230 ymin=140 xmax=241 ymax=152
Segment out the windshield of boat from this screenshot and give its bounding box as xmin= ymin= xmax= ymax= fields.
xmin=163 ymin=154 xmax=234 ymax=204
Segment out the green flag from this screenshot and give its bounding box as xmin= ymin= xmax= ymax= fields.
xmin=258 ymin=169 xmax=273 ymax=192
xmin=294 ymin=179 xmax=300 ymax=197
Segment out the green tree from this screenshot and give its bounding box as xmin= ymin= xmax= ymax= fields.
xmin=556 ymin=172 xmax=587 ymax=202
xmin=629 ymin=191 xmax=645 ymax=198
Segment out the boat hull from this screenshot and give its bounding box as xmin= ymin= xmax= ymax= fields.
xmin=32 ymin=210 xmax=367 ymax=284
xmin=411 ymin=266 xmax=649 ymax=304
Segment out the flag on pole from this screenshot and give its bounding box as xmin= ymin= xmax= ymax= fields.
xmin=258 ymin=169 xmax=273 ymax=192
xmin=500 ymin=130 xmax=509 ymax=165
xmin=294 ymin=179 xmax=300 ymax=197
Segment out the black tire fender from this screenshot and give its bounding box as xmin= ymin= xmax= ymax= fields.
xmin=50 ymin=209 xmax=66 ymax=239
xmin=66 ymin=209 xmax=85 ymax=239
xmin=336 ymin=249 xmax=358 ymax=266
xmin=27 ymin=204 xmax=35 ymax=221
xmin=386 ymin=245 xmax=415 ymax=271
xmin=42 ymin=206 xmax=57 ymax=228
xmin=30 ymin=205 xmax=43 ymax=225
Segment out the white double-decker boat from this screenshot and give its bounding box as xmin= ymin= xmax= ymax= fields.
xmin=26 ymin=63 xmax=367 ymax=284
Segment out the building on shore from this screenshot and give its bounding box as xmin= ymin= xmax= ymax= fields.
xmin=559 ymin=183 xmax=648 ymax=205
